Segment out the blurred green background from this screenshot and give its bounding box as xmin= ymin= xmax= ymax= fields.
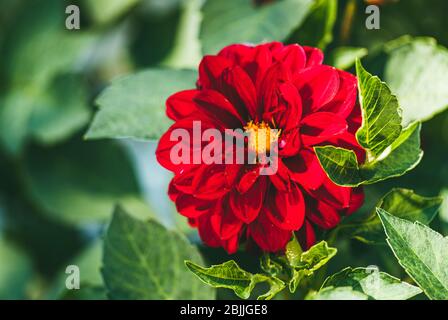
xmin=0 ymin=0 xmax=447 ymax=299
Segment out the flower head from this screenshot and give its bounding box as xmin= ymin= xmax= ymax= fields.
xmin=156 ymin=42 xmax=364 ymax=253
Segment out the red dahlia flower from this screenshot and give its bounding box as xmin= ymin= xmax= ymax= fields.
xmin=156 ymin=42 xmax=365 ymax=254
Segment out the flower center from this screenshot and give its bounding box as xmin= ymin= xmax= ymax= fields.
xmin=244 ymin=120 xmax=281 ymax=155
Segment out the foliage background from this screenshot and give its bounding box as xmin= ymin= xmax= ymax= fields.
xmin=0 ymin=0 xmax=447 ymax=299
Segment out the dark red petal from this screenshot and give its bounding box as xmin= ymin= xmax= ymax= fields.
xmin=306 ymin=199 xmax=341 ymax=230
xmin=176 ymin=193 xmax=215 ymax=218
xmin=219 ymin=66 xmax=257 ymax=119
xmin=166 ymin=89 xmax=200 ymax=121
xmin=218 ymin=44 xmax=254 ymax=66
xmin=300 ymin=112 xmax=347 ymax=146
xmin=278 ymin=129 xmax=301 ymax=157
xmin=272 ymin=82 xmax=302 ymax=131
xmin=237 ymin=165 xmax=261 ymax=193
xmin=267 ymin=183 xmax=305 ymax=231
xmin=222 ymin=234 xmax=240 ymax=254
xmin=192 ymin=164 xmax=230 ymax=200
xmin=346 ymin=186 xmax=364 ymax=215
xmin=258 ymin=62 xmax=291 ymax=119
xmin=295 ymin=65 xmax=340 ymax=113
xmin=320 ymin=70 xmax=357 ymax=118
xmin=303 ymin=46 xmax=324 ymax=67
xmin=248 ymin=210 xmax=292 ymax=252
xmin=296 ymin=219 xmax=316 ymax=250
xmin=347 ymin=103 xmax=362 ymax=134
xmin=284 ymin=149 xmax=325 ymax=191
xmin=172 ymin=166 xmax=199 ymax=194
xmin=311 ymin=177 xmax=352 ymax=210
xmin=245 ymin=44 xmax=272 ymax=87
xmin=168 ymin=180 xmax=180 ymax=201
xmin=230 ymin=176 xmax=267 ymax=223
xmin=198 ymin=213 xmax=221 ymax=247
xmin=198 ymin=55 xmax=233 ymax=89
xmin=273 ymin=44 xmax=306 ymax=74
xmin=268 ymin=159 xmax=291 ymax=192
xmin=194 ymin=89 xmax=244 ymax=127
xmin=210 ymin=200 xmax=243 ymax=240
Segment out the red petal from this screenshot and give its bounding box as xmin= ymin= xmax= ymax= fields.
xmin=295 ymin=65 xmax=340 ymax=113
xmin=192 ymin=164 xmax=230 ymax=200
xmin=272 ymin=82 xmax=302 ymax=131
xmin=311 ymin=177 xmax=352 ymax=210
xmin=300 ymin=112 xmax=347 ymax=146
xmin=210 ymin=199 xmax=243 ymax=240
xmin=296 ymin=219 xmax=316 ymax=250
xmin=218 ymin=44 xmax=254 ymax=65
xmin=219 ymin=66 xmax=257 ymax=119
xmin=303 ymin=46 xmax=324 ymax=67
xmin=175 ymin=194 xmax=215 ymax=218
xmin=248 ymin=210 xmax=292 ymax=252
xmin=166 ymin=90 xmax=199 ymax=121
xmin=172 ymin=166 xmax=199 ymax=194
xmin=198 ymin=213 xmax=221 ymax=247
xmin=198 ymin=55 xmax=233 ymax=89
xmin=237 ymin=165 xmax=261 ymax=193
xmin=320 ymin=70 xmax=357 ymax=118
xmin=258 ymin=62 xmax=291 ymax=120
xmin=245 ymin=44 xmax=272 ymax=87
xmin=273 ymin=44 xmax=306 ymax=74
xmin=268 ymin=159 xmax=291 ymax=192
xmin=346 ymin=186 xmax=364 ymax=215
xmin=306 ymin=198 xmax=341 ymax=230
xmin=284 ymin=149 xmax=325 ymax=191
xmin=168 ymin=180 xmax=180 ymax=201
xmin=230 ymin=176 xmax=267 ymax=223
xmin=266 ymin=183 xmax=305 ymax=231
xmin=194 ymin=89 xmax=244 ymax=127
xmin=222 ymin=234 xmax=240 ymax=254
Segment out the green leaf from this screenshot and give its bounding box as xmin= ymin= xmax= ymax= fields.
xmin=322 ymin=267 xmax=422 ymax=300
xmin=200 ymin=0 xmax=313 ymax=54
xmin=0 ymin=1 xmax=95 ymax=155
xmin=289 ymin=0 xmax=337 ymax=50
xmin=345 ymin=188 xmax=442 ymax=244
xmin=326 ymin=47 xmax=368 ymax=70
xmin=315 ymin=121 xmax=423 ymax=187
xmin=102 ymin=206 xmax=214 ymax=299
xmin=378 ymin=208 xmax=448 ymax=300
xmin=355 ymin=59 xmax=402 ymax=159
xmin=86 ymin=68 xmax=197 ymax=141
xmin=0 ymin=236 xmax=33 ymax=299
xmin=185 ymin=260 xmax=285 ymax=300
xmin=306 ymin=286 xmax=368 ymax=300
xmin=288 ymin=240 xmax=337 ymax=292
xmin=384 ymin=37 xmax=448 ymax=124
xmin=23 ymin=140 xmax=141 ymax=226
xmin=28 ymin=74 xmax=91 ymax=145
xmin=315 ymin=60 xmax=423 ymax=187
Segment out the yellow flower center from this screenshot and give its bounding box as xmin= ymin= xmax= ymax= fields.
xmin=244 ymin=120 xmax=281 ymax=155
